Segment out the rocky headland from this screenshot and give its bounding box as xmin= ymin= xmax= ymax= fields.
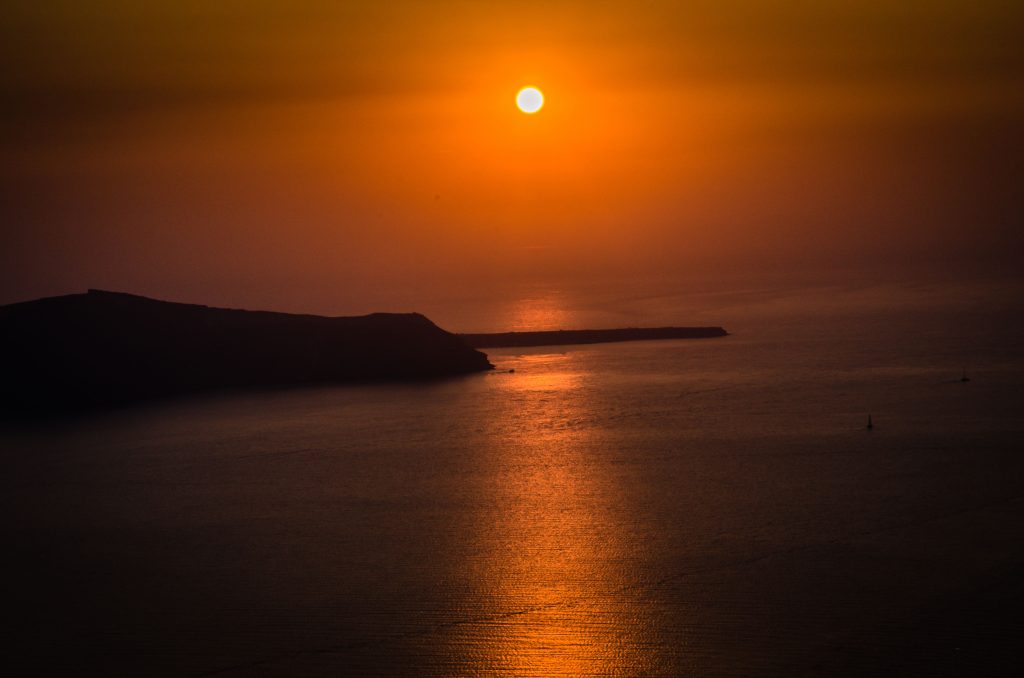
xmin=0 ymin=290 xmax=493 ymax=413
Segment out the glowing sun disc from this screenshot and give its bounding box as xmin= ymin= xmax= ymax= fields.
xmin=516 ymin=87 xmax=544 ymax=113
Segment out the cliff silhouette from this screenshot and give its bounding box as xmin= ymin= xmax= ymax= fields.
xmin=0 ymin=290 xmax=493 ymax=413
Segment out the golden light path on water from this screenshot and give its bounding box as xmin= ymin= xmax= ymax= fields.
xmin=498 ymin=292 xmax=576 ymax=332
xmin=460 ymin=351 xmax=655 ymax=675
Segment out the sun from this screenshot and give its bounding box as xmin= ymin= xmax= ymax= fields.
xmin=516 ymin=87 xmax=544 ymax=114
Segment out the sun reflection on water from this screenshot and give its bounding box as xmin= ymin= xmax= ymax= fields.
xmin=460 ymin=351 xmax=653 ymax=675
xmin=504 ymin=353 xmax=583 ymax=394
xmin=502 ymin=292 xmax=577 ymax=332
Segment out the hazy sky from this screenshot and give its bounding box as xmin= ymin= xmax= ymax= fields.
xmin=2 ymin=1 xmax=1022 ymax=313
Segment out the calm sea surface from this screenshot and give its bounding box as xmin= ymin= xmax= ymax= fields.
xmin=3 ymin=279 xmax=1023 ymax=676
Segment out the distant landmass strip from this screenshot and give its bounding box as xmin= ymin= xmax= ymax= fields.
xmin=459 ymin=326 xmax=728 ymax=348
xmin=0 ymin=290 xmax=492 ymax=413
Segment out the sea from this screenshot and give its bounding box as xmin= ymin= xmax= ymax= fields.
xmin=3 ymin=277 xmax=1023 ymax=676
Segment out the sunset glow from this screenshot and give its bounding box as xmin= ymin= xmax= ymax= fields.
xmin=1 ymin=1 xmax=1022 ymax=314
xmin=3 ymin=3 xmax=1023 ymax=677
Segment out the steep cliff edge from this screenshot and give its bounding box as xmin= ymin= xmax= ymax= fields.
xmin=0 ymin=290 xmax=492 ymax=412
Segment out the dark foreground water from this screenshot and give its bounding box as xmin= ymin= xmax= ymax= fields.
xmin=3 ymin=280 xmax=1023 ymax=676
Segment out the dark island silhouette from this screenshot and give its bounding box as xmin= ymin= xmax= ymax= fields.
xmin=0 ymin=290 xmax=493 ymax=413
xmin=460 ymin=326 xmax=728 ymax=348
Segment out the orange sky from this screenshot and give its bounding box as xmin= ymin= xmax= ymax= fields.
xmin=2 ymin=1 xmax=1022 ymax=313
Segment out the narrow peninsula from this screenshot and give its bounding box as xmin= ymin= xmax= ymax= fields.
xmin=460 ymin=326 xmax=728 ymax=348
xmin=1 ymin=290 xmax=492 ymax=413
